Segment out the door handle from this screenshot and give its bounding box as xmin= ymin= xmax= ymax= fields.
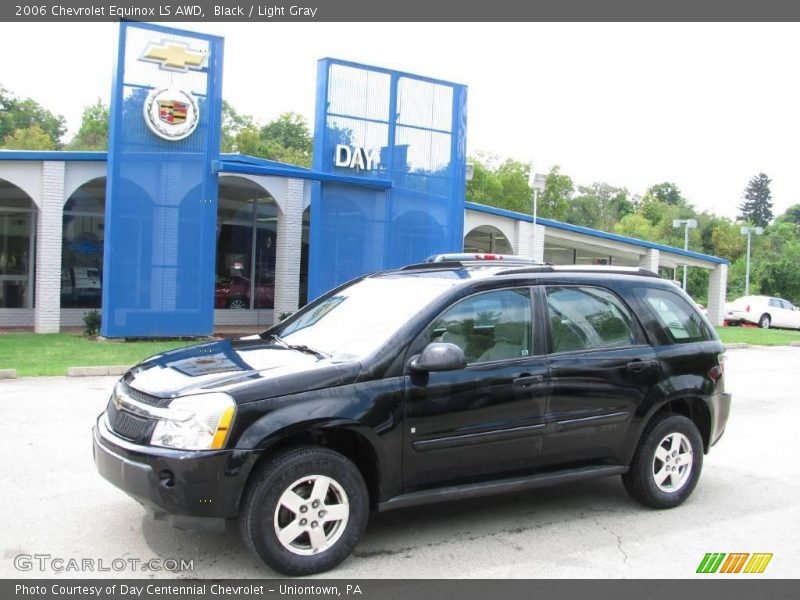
xmin=627 ymin=360 xmax=656 ymax=373
xmin=514 ymin=374 xmax=544 ymax=388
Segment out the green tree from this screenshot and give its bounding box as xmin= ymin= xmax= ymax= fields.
xmin=466 ymin=158 xmax=503 ymax=206
xmin=567 ymin=194 xmax=601 ymax=227
xmin=220 ymin=101 xmax=254 ymax=153
xmin=538 ymin=165 xmax=573 ymax=221
xmin=614 ymin=213 xmax=657 ymax=240
xmin=66 ymin=100 xmax=108 ymax=150
xmin=2 ymin=125 xmax=55 ymax=150
xmin=495 ymin=158 xmax=532 ymax=213
xmin=0 ymin=85 xmax=66 ymax=148
xmin=572 ymin=182 xmax=633 ymax=231
xmin=738 ymin=173 xmax=773 ymax=227
xmin=643 ymin=182 xmax=687 ymax=206
xmin=226 ymin=111 xmax=313 ymax=167
xmin=776 ymin=203 xmax=800 ymax=226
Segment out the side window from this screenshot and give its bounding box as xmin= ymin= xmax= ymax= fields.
xmin=636 ymin=287 xmax=711 ymax=343
xmin=769 ymin=298 xmax=781 ymax=308
xmin=545 ymin=286 xmax=637 ymax=353
xmin=780 ymin=299 xmax=793 ymax=310
xmin=426 ymin=289 xmax=532 ymax=364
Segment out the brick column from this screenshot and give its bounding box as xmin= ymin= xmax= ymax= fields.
xmin=273 ymin=178 xmax=304 ymax=324
xmin=707 ymin=263 xmax=728 ymax=326
xmin=515 ymin=221 xmax=533 ymax=258
xmin=34 ymin=161 xmax=65 ymax=333
xmin=639 ymin=248 xmax=660 ymax=273
xmin=531 ymin=223 xmax=545 ymax=262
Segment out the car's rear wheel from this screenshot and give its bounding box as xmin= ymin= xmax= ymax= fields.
xmin=227 ymin=296 xmax=249 ymax=309
xmin=622 ymin=414 xmax=703 ymax=509
xmin=240 ymin=446 xmax=368 ymax=576
xmin=759 ymin=313 xmax=771 ymax=329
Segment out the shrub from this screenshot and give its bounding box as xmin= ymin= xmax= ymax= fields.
xmin=83 ymin=309 xmax=101 ymax=338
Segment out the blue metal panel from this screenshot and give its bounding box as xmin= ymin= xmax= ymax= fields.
xmin=308 ymin=59 xmax=468 ymax=300
xmin=101 ymin=22 xmax=224 ymax=337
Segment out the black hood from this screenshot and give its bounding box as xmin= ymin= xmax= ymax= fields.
xmin=123 ymin=336 xmax=361 ymax=402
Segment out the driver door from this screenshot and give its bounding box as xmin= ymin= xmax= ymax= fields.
xmin=403 ymin=287 xmax=548 ymax=490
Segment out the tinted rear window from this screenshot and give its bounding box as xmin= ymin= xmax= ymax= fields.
xmin=636 ymin=287 xmax=711 ymax=344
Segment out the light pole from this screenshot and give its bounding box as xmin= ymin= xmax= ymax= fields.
xmin=740 ymin=225 xmax=763 ymax=296
xmin=529 ymin=172 xmax=546 ymax=226
xmin=672 ymin=218 xmax=697 ymax=291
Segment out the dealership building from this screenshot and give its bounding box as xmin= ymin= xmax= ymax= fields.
xmin=0 ymin=23 xmax=729 ymax=336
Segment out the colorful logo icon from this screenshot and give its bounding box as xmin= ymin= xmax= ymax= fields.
xmin=143 ymin=87 xmax=199 ymax=141
xmin=696 ymin=553 xmax=773 ymax=574
xmin=158 ymin=100 xmax=188 ymax=125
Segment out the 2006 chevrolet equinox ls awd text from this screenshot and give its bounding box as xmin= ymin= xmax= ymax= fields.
xmin=93 ymin=256 xmax=731 ymax=575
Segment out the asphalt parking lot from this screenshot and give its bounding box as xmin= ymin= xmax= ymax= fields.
xmin=1 ymin=346 xmax=798 ymax=579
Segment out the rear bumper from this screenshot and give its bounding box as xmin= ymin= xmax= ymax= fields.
xmin=707 ymin=391 xmax=732 ymax=448
xmin=92 ymin=415 xmax=260 ymax=524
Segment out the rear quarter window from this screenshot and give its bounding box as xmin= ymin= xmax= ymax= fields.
xmin=635 ymin=287 xmax=711 ymax=344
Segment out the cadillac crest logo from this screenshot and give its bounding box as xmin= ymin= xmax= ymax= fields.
xmin=143 ymin=87 xmax=199 ymax=141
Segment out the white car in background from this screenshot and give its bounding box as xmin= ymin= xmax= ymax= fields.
xmin=725 ymin=295 xmax=800 ymax=329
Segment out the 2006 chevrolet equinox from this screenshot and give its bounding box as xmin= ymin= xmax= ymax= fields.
xmin=93 ymin=256 xmax=731 ymax=575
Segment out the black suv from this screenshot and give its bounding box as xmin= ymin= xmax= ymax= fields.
xmin=93 ymin=259 xmax=731 ymax=575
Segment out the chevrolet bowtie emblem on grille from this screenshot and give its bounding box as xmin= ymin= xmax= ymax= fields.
xmin=140 ymin=39 xmax=208 ymax=72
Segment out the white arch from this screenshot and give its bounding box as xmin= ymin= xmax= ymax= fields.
xmin=64 ymin=162 xmax=106 ymax=202
xmin=0 ymin=162 xmax=42 ymax=208
xmin=219 ymin=173 xmax=286 ymax=216
xmin=464 ymin=224 xmax=516 ymax=255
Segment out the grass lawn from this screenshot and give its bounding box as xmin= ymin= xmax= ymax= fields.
xmin=0 ymin=333 xmax=202 ymax=377
xmin=715 ymin=326 xmax=800 ymax=346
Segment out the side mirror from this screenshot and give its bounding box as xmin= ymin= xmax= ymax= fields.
xmin=409 ymin=342 xmax=467 ymax=373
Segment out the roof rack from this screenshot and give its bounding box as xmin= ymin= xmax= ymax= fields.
xmin=494 ymin=265 xmax=660 ymax=278
xmin=423 ymin=253 xmax=541 ymax=265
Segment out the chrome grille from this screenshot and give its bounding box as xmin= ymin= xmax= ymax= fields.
xmin=122 ymin=381 xmax=170 ymax=408
xmin=106 ymin=398 xmax=151 ymax=441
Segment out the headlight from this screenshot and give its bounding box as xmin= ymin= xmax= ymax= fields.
xmin=150 ymin=393 xmax=236 ymax=450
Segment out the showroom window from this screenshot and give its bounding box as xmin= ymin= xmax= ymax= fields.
xmin=216 ymin=178 xmax=277 ymax=310
xmin=61 ymin=178 xmax=105 ymax=308
xmin=0 ymin=180 xmax=36 ymax=309
xmin=464 ymin=225 xmax=514 ymax=255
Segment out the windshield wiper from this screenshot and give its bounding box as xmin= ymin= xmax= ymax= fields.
xmin=261 ymin=332 xmax=289 ymax=347
xmin=287 ymin=344 xmax=330 ymax=359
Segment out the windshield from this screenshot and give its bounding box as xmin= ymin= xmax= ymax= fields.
xmin=274 ymin=274 xmax=460 ymax=360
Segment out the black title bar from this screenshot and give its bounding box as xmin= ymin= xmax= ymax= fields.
xmin=3 ymin=0 xmax=800 ymax=22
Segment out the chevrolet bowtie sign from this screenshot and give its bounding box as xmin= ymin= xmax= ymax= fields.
xmin=334 ymin=144 xmax=380 ymax=170
xmin=141 ymin=39 xmax=209 ymax=72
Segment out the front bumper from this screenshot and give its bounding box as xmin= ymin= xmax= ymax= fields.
xmin=708 ymin=391 xmax=732 ymax=448
xmin=92 ymin=415 xmax=260 ymax=524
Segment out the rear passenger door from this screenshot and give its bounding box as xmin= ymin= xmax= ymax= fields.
xmin=540 ymin=285 xmax=659 ymax=468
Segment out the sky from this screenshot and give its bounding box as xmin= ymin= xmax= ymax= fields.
xmin=1 ymin=21 xmax=798 ymax=219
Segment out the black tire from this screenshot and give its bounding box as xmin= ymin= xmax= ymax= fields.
xmin=622 ymin=414 xmax=703 ymax=509
xmin=759 ymin=313 xmax=771 ymax=329
xmin=240 ymin=446 xmax=369 ymax=576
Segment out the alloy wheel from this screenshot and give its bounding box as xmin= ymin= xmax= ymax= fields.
xmin=273 ymin=475 xmax=350 ymax=556
xmin=651 ymin=432 xmax=693 ymax=493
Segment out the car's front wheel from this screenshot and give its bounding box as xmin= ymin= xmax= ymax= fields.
xmin=622 ymin=414 xmax=703 ymax=509
xmin=240 ymin=446 xmax=369 ymax=575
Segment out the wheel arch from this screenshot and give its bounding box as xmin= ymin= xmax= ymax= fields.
xmin=242 ymin=422 xmax=383 ymax=511
xmin=640 ymin=395 xmax=712 ymax=455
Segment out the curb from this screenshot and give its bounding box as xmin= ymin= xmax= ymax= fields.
xmin=67 ymin=365 xmax=131 ymax=377
xmin=0 ymin=369 xmax=16 ymax=380
xmin=724 ymin=343 xmax=750 ymax=350
xmin=791 ymin=341 xmax=800 ymax=347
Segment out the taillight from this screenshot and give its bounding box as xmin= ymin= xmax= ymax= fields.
xmin=708 ymin=353 xmax=726 ymax=382
xmin=746 ymin=304 xmax=750 ymax=313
